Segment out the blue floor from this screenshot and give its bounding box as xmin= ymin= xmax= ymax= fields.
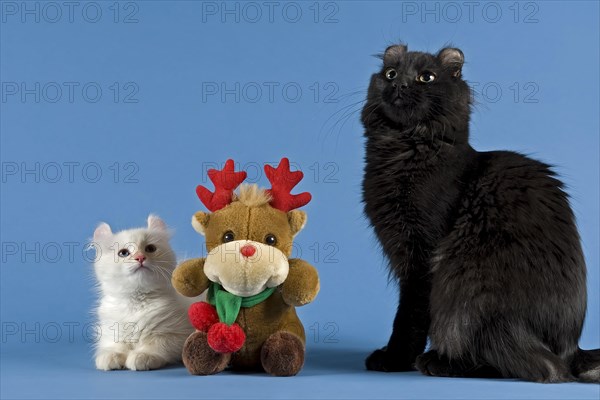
xmin=2 ymin=342 xmax=598 ymax=400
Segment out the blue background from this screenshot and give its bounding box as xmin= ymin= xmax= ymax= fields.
xmin=1 ymin=1 xmax=598 ymax=399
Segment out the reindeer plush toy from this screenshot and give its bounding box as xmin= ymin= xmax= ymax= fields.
xmin=172 ymin=158 xmax=320 ymax=376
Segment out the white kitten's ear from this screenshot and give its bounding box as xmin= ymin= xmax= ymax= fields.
xmin=147 ymin=214 xmax=167 ymax=231
xmin=93 ymin=223 xmax=112 ymax=241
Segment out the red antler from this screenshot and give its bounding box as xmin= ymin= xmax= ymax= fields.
xmin=265 ymin=158 xmax=312 ymax=212
xmin=196 ymin=159 xmax=247 ymax=212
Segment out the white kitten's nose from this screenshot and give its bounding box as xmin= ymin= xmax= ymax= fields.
xmin=134 ymin=253 xmax=146 ymax=263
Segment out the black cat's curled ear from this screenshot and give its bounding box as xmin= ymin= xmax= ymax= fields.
xmin=438 ymin=47 xmax=464 ymax=77
xmin=383 ymin=44 xmax=407 ymax=65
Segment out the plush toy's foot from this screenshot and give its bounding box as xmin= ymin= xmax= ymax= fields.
xmin=182 ymin=331 xmax=231 ymax=375
xmin=261 ymin=331 xmax=305 ymax=376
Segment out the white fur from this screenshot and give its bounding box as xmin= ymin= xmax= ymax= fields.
xmin=92 ymin=215 xmax=196 ymax=371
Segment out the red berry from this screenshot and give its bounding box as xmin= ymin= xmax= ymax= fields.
xmin=188 ymin=302 xmax=219 ymax=332
xmin=207 ymin=322 xmax=246 ymax=353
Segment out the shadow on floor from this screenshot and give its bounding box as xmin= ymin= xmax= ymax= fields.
xmin=303 ymin=346 xmax=371 ymax=375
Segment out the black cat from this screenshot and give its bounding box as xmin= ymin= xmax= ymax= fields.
xmin=361 ymin=43 xmax=599 ymax=383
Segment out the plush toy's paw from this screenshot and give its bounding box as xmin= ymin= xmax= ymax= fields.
xmin=171 ymin=258 xmax=208 ymax=297
xmin=125 ymin=352 xmax=166 ymax=371
xmin=95 ymin=351 xmax=126 ymax=371
xmin=365 ymin=347 xmax=414 ymax=372
xmin=280 ymin=259 xmax=320 ymax=307
xmin=173 ymin=277 xmax=202 ymax=297
xmin=261 ymin=331 xmax=305 ymax=376
xmin=189 ymin=302 xmax=219 ymax=332
xmin=183 ymin=331 xmax=231 ymax=375
xmin=207 ymin=322 xmax=245 ymax=353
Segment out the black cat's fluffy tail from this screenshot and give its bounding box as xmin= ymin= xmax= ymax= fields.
xmin=571 ymin=348 xmax=600 ymax=383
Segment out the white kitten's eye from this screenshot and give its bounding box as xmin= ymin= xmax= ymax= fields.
xmin=417 ymin=71 xmax=436 ymax=83
xmin=385 ymin=68 xmax=397 ymax=80
xmin=145 ymin=244 xmax=157 ymax=253
xmin=118 ymin=249 xmax=130 ymax=257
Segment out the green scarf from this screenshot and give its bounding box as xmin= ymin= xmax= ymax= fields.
xmin=207 ymin=282 xmax=275 ymax=326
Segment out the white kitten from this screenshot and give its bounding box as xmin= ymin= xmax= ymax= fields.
xmin=92 ymin=215 xmax=195 ymax=371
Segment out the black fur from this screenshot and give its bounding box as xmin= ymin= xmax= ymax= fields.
xmin=361 ymin=44 xmax=599 ymax=383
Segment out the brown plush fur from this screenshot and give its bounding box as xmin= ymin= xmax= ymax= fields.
xmin=172 ymin=185 xmax=319 ymax=376
xmin=195 ymin=205 xmax=298 ymax=254
xmin=183 ymin=331 xmax=231 ymax=375
xmin=261 ymin=331 xmax=305 ymax=376
xmin=281 ymin=259 xmax=320 ymax=306
xmin=236 ymin=184 xmax=272 ymax=207
xmin=171 ymin=258 xmax=207 ymax=297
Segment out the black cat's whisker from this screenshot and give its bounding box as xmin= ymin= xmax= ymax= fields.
xmin=320 ymin=99 xmax=367 ymax=134
xmin=335 ymin=89 xmax=368 ymax=101
xmin=361 ymin=102 xmax=382 ymax=127
xmin=334 ymin=106 xmax=366 ymax=149
xmin=322 ymin=100 xmax=368 ymax=146
xmin=318 ymin=87 xmax=369 ymax=146
xmin=331 ymin=102 xmax=365 ymax=131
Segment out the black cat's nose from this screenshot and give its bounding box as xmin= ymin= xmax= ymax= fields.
xmin=392 ymin=80 xmax=409 ymax=90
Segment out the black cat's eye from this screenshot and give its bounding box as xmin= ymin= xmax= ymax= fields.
xmin=265 ymin=234 xmax=277 ymax=246
xmin=417 ymin=72 xmax=436 ymax=83
xmin=223 ymin=231 xmax=235 ymax=243
xmin=118 ymin=249 xmax=130 ymax=257
xmin=145 ymin=244 xmax=157 ymax=253
xmin=384 ymin=68 xmax=397 ymax=80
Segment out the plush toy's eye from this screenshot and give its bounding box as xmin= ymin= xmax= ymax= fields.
xmin=417 ymin=71 xmax=436 ymax=83
xmin=223 ymin=231 xmax=235 ymax=243
xmin=145 ymin=244 xmax=157 ymax=253
xmin=118 ymin=249 xmax=130 ymax=257
xmin=385 ymin=68 xmax=397 ymax=80
xmin=265 ymin=234 xmax=277 ymax=246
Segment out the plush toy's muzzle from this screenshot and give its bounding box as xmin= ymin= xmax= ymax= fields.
xmin=204 ymin=239 xmax=289 ymax=297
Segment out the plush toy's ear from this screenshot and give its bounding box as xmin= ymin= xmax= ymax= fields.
xmin=191 ymin=211 xmax=210 ymax=236
xmin=383 ymin=44 xmax=407 ymax=65
xmin=93 ymin=222 xmax=112 ymax=242
xmin=147 ymin=214 xmax=167 ymax=231
xmin=287 ymin=210 xmax=307 ymax=236
xmin=437 ymin=47 xmax=464 ymax=77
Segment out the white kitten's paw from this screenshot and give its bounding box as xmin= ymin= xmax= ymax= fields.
xmin=95 ymin=351 xmax=126 ymax=371
xmin=125 ymin=352 xmax=166 ymax=371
